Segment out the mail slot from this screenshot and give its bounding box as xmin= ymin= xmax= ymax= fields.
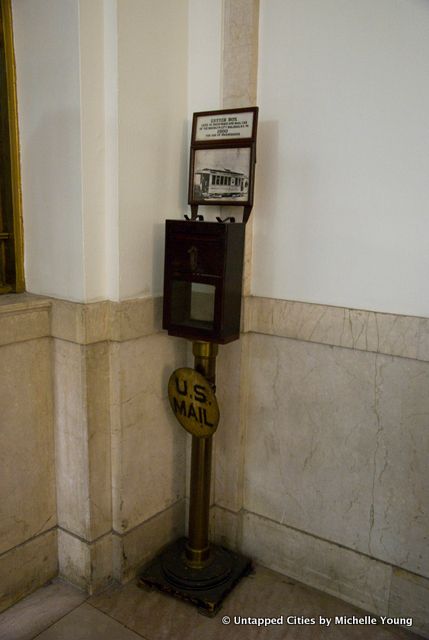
xmin=163 ymin=220 xmax=245 ymax=343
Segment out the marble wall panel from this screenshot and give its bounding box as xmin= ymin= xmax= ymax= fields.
xmin=0 ymin=530 xmax=58 ymax=613
xmin=115 ymin=334 xmax=187 ymax=532
xmin=244 ymin=333 xmax=429 ymax=581
xmin=370 ymin=355 xmax=429 ymax=578
xmin=86 ymin=342 xmax=112 ymax=539
xmin=244 ymin=334 xmax=377 ymax=553
xmin=53 ymin=340 xmax=90 ymax=539
xmin=110 ymin=341 xmax=122 ymax=536
xmin=215 ymin=336 xmax=249 ymax=512
xmin=54 ymin=339 xmax=112 ymax=542
xmin=0 ymin=338 xmax=56 ymax=555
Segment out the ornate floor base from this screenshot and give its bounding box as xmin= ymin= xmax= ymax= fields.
xmin=138 ymin=537 xmax=253 ymax=616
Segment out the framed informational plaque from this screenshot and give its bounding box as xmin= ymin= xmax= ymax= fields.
xmin=188 ymin=107 xmax=258 ymax=217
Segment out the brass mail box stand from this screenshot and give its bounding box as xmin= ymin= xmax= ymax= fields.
xmin=139 ymin=107 xmax=258 ymax=615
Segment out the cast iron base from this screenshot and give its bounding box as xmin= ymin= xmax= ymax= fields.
xmin=138 ymin=537 xmax=252 ymax=616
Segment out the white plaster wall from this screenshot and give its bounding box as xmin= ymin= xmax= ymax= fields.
xmin=12 ymin=0 xmax=119 ymax=302
xmin=79 ymin=0 xmax=118 ymax=302
xmin=103 ymin=0 xmax=120 ymax=302
xmin=13 ymin=0 xmax=193 ymax=302
xmin=254 ymin=0 xmax=429 ymax=318
xmin=117 ymin=0 xmax=189 ymax=299
xmin=12 ymin=0 xmax=85 ymax=301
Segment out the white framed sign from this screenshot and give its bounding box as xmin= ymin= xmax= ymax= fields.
xmin=195 ymin=110 xmax=255 ymax=141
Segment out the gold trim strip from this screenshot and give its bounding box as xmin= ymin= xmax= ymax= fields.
xmin=1 ymin=0 xmax=25 ymax=292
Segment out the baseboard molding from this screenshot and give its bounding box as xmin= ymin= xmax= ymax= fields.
xmin=212 ymin=506 xmax=429 ymax=638
xmin=0 ymin=529 xmax=58 ymax=613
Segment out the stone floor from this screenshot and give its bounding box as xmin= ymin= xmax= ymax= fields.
xmin=0 ymin=565 xmax=422 ymax=640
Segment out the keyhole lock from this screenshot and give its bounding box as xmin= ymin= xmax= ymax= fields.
xmin=188 ymin=245 xmax=198 ymax=272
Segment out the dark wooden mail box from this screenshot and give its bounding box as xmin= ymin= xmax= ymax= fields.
xmin=163 ymin=220 xmax=245 ymax=343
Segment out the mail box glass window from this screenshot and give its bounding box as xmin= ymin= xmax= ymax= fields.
xmin=190 ymin=283 xmax=215 ymax=323
xmin=170 ymin=280 xmax=216 ymax=331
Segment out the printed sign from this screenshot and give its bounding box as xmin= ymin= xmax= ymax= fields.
xmin=195 ymin=111 xmax=254 ymax=141
xmin=168 ymin=368 xmax=220 ymax=438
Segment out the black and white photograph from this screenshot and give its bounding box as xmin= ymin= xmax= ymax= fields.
xmin=192 ymin=147 xmax=251 ymax=203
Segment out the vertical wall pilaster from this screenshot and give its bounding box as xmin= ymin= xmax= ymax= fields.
xmin=222 ymin=0 xmax=259 ymax=297
xmin=53 ymin=302 xmax=113 ymax=593
xmin=213 ymin=0 xmax=260 ymax=546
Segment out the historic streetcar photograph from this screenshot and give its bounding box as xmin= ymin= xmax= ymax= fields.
xmin=192 ymin=147 xmax=251 ymax=202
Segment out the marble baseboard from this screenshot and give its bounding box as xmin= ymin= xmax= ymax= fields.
xmin=210 ymin=505 xmax=242 ymax=552
xmin=58 ymin=528 xmax=113 ymax=595
xmin=389 ymin=568 xmax=429 ymax=638
xmin=0 ymin=529 xmax=58 ymax=613
xmin=240 ymin=510 xmax=392 ymax=615
xmin=213 ymin=507 xmax=429 ymax=637
xmin=112 ymin=499 xmax=186 ymax=583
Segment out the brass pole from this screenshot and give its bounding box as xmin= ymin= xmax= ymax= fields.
xmin=185 ymin=341 xmax=218 ymax=567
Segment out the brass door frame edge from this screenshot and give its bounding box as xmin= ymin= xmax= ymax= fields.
xmin=1 ymin=0 xmax=25 ymax=292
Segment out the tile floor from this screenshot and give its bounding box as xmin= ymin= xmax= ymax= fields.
xmin=0 ymin=565 xmax=422 ymax=640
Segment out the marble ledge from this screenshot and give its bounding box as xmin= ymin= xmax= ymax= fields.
xmin=0 ymin=294 xmax=162 ymax=345
xmin=0 ymin=293 xmax=50 ymax=346
xmin=50 ymin=296 xmax=163 ymax=345
xmin=245 ymin=296 xmax=429 ymax=363
xmin=3 ymin=292 xmax=428 ymax=360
